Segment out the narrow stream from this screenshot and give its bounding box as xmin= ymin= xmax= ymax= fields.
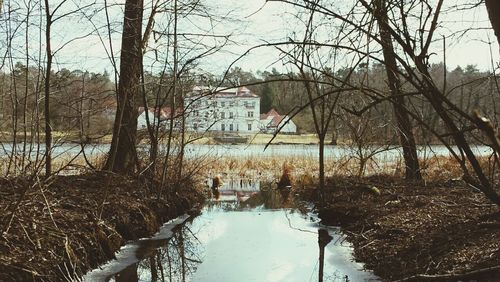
xmin=83 ymin=180 xmax=379 ymax=282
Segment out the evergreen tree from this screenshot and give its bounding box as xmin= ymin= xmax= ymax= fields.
xmin=260 ymin=83 xmax=273 ymax=113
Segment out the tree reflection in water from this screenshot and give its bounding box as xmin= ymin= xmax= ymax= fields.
xmin=105 ymin=180 xmax=377 ymax=282
xmin=112 ymin=181 xmax=296 ymax=282
xmin=110 ymin=219 xmax=202 ymax=282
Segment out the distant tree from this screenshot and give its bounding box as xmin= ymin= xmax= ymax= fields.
xmin=224 ymin=67 xmax=257 ymax=86
xmin=260 ymin=83 xmax=273 ymax=113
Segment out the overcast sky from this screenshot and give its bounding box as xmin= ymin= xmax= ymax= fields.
xmin=5 ymin=0 xmax=498 ymax=75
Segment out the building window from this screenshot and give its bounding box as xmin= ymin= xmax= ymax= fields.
xmin=221 ymin=124 xmax=225 ymax=131
xmin=230 ymin=101 xmax=235 ymax=107
xmin=221 ymin=101 xmax=225 ymax=107
xmin=247 ymin=124 xmax=252 ymax=131
xmin=221 ymin=112 xmax=225 ymax=119
xmin=251 ymin=101 xmax=256 ymax=107
xmin=243 ymin=101 xmax=248 ymax=107
xmin=230 ymin=124 xmax=233 ymax=131
xmin=247 ymin=111 xmax=253 ymax=117
xmin=193 ymin=123 xmax=198 ymax=130
xmin=229 ymin=112 xmax=234 ymax=118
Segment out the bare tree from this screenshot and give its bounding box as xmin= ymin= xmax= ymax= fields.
xmin=105 ymin=0 xmax=144 ymax=174
xmin=43 ymin=0 xmax=53 ymax=176
xmin=268 ymin=0 xmax=500 ymax=204
xmin=374 ymin=0 xmax=421 ymax=180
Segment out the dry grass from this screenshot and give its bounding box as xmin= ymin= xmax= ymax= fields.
xmin=190 ymin=153 xmax=500 ymax=190
xmin=1 ymin=144 xmax=496 ymax=192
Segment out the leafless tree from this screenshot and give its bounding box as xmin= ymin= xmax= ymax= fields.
xmin=104 ymin=0 xmax=143 ymax=174
xmin=267 ymin=0 xmax=500 ymax=204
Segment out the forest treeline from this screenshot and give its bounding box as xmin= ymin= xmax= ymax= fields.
xmin=0 ymin=63 xmax=496 ymax=144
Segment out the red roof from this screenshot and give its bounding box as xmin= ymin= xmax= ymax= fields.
xmin=261 ymin=109 xmax=286 ymax=127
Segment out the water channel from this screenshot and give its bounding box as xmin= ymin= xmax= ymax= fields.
xmin=83 ymin=180 xmax=379 ymax=282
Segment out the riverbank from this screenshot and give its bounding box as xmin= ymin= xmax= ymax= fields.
xmin=0 ymin=171 xmax=204 ymax=281
xmin=300 ymin=175 xmax=500 ymax=281
xmin=0 ymin=131 xmax=320 ymax=145
xmin=188 ymin=132 xmax=320 ymax=145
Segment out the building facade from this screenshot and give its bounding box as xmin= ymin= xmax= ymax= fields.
xmin=185 ymin=86 xmax=261 ymax=133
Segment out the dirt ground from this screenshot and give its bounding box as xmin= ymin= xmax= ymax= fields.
xmin=0 ymin=171 xmax=204 ymax=281
xmin=300 ymin=175 xmax=500 ymax=281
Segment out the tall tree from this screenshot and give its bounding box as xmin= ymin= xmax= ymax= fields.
xmin=104 ymin=0 xmax=143 ymax=173
xmin=374 ymin=0 xmax=421 ymax=180
xmin=485 ymin=0 xmax=500 ymax=48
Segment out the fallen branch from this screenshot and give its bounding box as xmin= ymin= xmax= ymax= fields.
xmin=395 ymin=264 xmax=500 ymax=281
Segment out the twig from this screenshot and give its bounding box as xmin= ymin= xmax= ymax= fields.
xmin=395 ymin=264 xmax=500 ymax=281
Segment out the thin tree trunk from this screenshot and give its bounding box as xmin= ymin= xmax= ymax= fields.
xmin=375 ymin=0 xmax=421 ymax=180
xmin=43 ymin=0 xmax=52 ymax=176
xmin=318 ymin=135 xmax=325 ymax=194
xmin=22 ymin=8 xmax=30 ymax=171
xmin=161 ymin=0 xmax=178 ymax=189
xmin=105 ymin=0 xmax=143 ymax=174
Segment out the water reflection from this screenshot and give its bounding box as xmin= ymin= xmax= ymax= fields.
xmin=318 ymin=229 xmax=333 ymax=282
xmin=207 ymin=178 xmax=296 ymax=210
xmin=86 ymin=182 xmax=378 ymax=282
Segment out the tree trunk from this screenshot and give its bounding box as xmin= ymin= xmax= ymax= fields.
xmin=375 ymin=0 xmax=422 ymax=180
xmin=104 ymin=0 xmax=143 ymax=173
xmin=44 ymin=0 xmax=52 ymax=176
xmin=319 ymin=135 xmax=325 ymax=196
xmin=485 ymin=0 xmax=500 ymax=48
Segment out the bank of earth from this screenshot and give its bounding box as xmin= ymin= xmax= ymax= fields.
xmin=0 ymin=171 xmax=204 ymax=281
xmin=300 ymin=175 xmax=500 ymax=281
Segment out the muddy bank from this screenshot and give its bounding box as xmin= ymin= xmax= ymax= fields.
xmin=0 ymin=171 xmax=204 ymax=281
xmin=300 ymin=175 xmax=500 ymax=281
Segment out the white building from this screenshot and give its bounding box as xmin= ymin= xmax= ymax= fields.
xmin=185 ymin=86 xmax=261 ymax=133
xmin=260 ymin=109 xmax=297 ymax=134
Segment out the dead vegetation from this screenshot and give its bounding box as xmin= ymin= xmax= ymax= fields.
xmin=300 ymin=175 xmax=500 ymax=281
xmin=0 ymin=171 xmax=204 ymax=281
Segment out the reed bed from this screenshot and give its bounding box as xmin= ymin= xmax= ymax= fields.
xmin=191 ymin=153 xmax=499 ymax=188
xmin=1 ymin=146 xmax=496 ymax=190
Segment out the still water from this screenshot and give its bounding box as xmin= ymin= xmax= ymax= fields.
xmin=83 ymin=181 xmax=379 ymax=282
xmin=0 ymin=142 xmax=492 ymax=161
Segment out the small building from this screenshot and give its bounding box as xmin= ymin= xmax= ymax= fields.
xmin=259 ymin=109 xmax=297 ymax=134
xmin=137 ymin=106 xmax=182 ymax=130
xmin=185 ymin=86 xmax=261 ymax=133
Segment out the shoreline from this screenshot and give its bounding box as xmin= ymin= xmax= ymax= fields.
xmin=0 ymin=172 xmax=205 ymax=281
xmin=299 ymin=175 xmax=500 ymax=281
